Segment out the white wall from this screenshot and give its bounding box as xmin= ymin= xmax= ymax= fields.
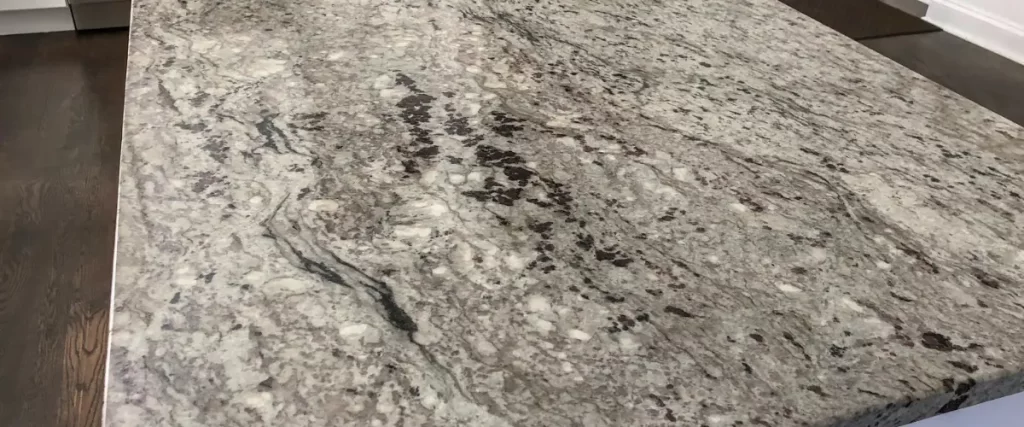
xmin=0 ymin=0 xmax=73 ymax=35
xmin=924 ymin=0 xmax=1024 ymax=64
xmin=0 ymin=0 xmax=67 ymax=11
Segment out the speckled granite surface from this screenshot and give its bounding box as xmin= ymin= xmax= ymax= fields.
xmin=107 ymin=0 xmax=1024 ymax=425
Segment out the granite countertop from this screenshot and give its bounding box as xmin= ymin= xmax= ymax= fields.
xmin=108 ymin=0 xmax=1024 ymax=425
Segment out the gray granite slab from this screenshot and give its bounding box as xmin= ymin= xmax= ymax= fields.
xmin=107 ymin=0 xmax=1024 ymax=425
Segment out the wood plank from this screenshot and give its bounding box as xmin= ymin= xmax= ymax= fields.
xmin=0 ymin=30 xmax=126 ymax=427
xmin=778 ymin=0 xmax=939 ymax=40
xmin=863 ymin=31 xmax=1024 ymax=126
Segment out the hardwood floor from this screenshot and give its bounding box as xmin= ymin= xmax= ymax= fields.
xmin=864 ymin=31 xmax=1024 ymax=126
xmin=778 ymin=0 xmax=1024 ymax=127
xmin=0 ymin=30 xmax=127 ymax=427
xmin=778 ymin=0 xmax=939 ymax=40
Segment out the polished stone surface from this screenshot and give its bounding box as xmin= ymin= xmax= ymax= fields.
xmin=108 ymin=0 xmax=1024 ymax=425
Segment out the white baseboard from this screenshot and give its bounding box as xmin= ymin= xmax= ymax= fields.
xmin=0 ymin=7 xmax=75 ymax=36
xmin=924 ymin=0 xmax=1024 ymax=65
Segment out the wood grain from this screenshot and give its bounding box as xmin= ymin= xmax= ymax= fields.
xmin=0 ymin=30 xmax=127 ymax=427
xmin=778 ymin=0 xmax=939 ymax=40
xmin=863 ymin=31 xmax=1024 ymax=127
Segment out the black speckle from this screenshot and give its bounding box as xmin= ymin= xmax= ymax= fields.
xmin=948 ymin=361 xmax=978 ymax=373
xmin=396 ymin=93 xmax=435 ymax=127
xmin=490 ymin=111 xmax=525 ymax=137
xmin=401 ymin=160 xmax=420 ymax=175
xmin=941 ymin=377 xmax=956 ymax=392
xmin=528 ymin=221 xmax=554 ymax=234
xmin=575 ymin=233 xmax=595 ymax=250
xmin=636 ymin=313 xmax=651 ymax=322
xmin=664 ymin=305 xmax=694 ymax=318
xmin=742 ymin=362 xmax=753 ymax=374
xmin=954 ymin=379 xmax=975 ymax=395
xmin=413 ymin=145 xmax=440 ymax=159
xmin=595 ymin=246 xmax=634 ymax=267
xmin=169 ymin=292 xmax=181 ymax=304
xmin=791 ymin=266 xmax=808 ymax=275
xmin=805 ymin=385 xmax=829 ymax=397
xmin=971 ymin=268 xmax=1001 ymax=289
xmin=938 ymin=395 xmax=969 ymax=414
xmin=200 ymin=272 xmax=215 ymax=283
xmin=749 ymin=333 xmax=764 ymax=343
xmin=504 ymin=166 xmax=535 ymax=186
xmin=828 ymin=345 xmax=845 ymax=357
xmin=605 ymin=295 xmax=626 ymax=303
xmin=921 ymin=332 xmax=954 ymax=352
xmin=665 ymin=409 xmax=677 ymax=422
xmin=257 ymin=377 xmax=275 ymax=391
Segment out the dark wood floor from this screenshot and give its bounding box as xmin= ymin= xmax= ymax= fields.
xmin=864 ymin=31 xmax=1024 ymax=126
xmin=779 ymin=0 xmax=939 ymax=40
xmin=0 ymin=30 xmax=127 ymax=427
xmin=779 ymin=0 xmax=1024 ymax=127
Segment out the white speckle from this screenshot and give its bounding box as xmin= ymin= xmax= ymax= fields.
xmin=432 ymin=266 xmax=448 ymax=275
xmin=339 ymin=324 xmax=369 ymax=337
xmin=841 ymin=297 xmax=865 ymax=313
xmin=555 ymin=352 xmax=567 ymax=359
xmin=474 ymin=337 xmax=498 ymax=356
xmin=506 ymin=253 xmax=527 ymax=271
xmin=394 ymin=226 xmax=432 ymax=239
xmin=557 ymin=137 xmax=576 ymax=146
xmin=249 ymin=196 xmax=264 ymax=205
xmin=483 ymin=75 xmax=507 ymax=88
xmin=730 ymin=203 xmax=748 ymax=213
xmin=170 ymin=179 xmax=185 ymax=188
xmin=238 ymin=392 xmax=277 ymax=419
xmin=777 ymin=283 xmax=802 ymax=293
xmin=875 ymin=260 xmax=891 ymax=270
xmin=810 ymin=247 xmax=828 ymax=262
xmin=463 ymin=102 xmax=481 ymax=117
xmin=376 ymin=399 xmax=395 ymax=415
xmin=250 ymin=59 xmax=287 ymax=78
xmin=420 ymin=390 xmax=439 ymax=408
xmin=617 ymin=333 xmax=640 ymax=351
xmin=465 ymin=65 xmax=481 ymax=73
xmin=567 ymin=329 xmax=591 ymax=341
xmin=561 ymin=361 xmax=574 ymax=372
xmin=706 ymin=414 xmax=730 ymax=427
xmin=467 ymin=171 xmax=484 ymax=182
xmin=448 ymin=174 xmax=466 ymax=185
xmin=707 ymin=255 xmax=720 ymax=264
xmin=526 ymin=295 xmax=551 ymax=313
xmin=672 ymin=167 xmax=692 ymax=182
xmin=529 ymin=316 xmax=555 ymax=333
xmin=327 ymin=51 xmax=347 ymax=61
xmin=307 ymin=199 xmax=339 ymax=211
xmin=419 ymin=170 xmax=438 ymax=186
xmin=464 ymin=92 xmax=479 ymax=99
xmin=492 ymin=62 xmax=510 ymax=74
xmin=264 ymin=277 xmax=307 ymax=293
xmin=545 ymin=116 xmax=572 ymax=128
